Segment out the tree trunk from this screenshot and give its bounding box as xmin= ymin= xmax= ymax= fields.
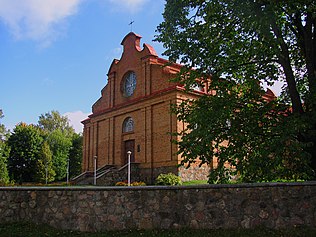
xmin=271 ymin=20 xmax=304 ymax=114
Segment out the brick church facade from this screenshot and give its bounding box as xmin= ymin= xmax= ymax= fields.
xmin=80 ymin=32 xmax=210 ymax=184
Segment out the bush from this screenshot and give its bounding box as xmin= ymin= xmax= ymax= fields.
xmin=115 ymin=181 xmax=146 ymax=186
xmin=115 ymin=181 xmax=127 ymax=186
xmin=155 ymin=173 xmax=182 ymax=186
xmin=131 ymin=181 xmax=146 ymax=186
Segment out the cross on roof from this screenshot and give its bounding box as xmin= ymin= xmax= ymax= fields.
xmin=129 ymin=20 xmax=134 ymax=32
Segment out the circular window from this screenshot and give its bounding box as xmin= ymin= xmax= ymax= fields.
xmin=122 ymin=71 xmax=136 ymax=97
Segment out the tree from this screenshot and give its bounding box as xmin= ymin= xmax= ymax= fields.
xmin=35 ymin=141 xmax=55 ymax=184
xmin=0 ymin=109 xmax=10 ymax=185
xmin=38 ymin=111 xmax=75 ymax=181
xmin=38 ymin=110 xmax=75 ymax=135
xmin=0 ymin=142 xmax=10 ymax=185
xmin=68 ymin=133 xmax=83 ymax=178
xmin=46 ymin=129 xmax=72 ymax=181
xmin=7 ymin=123 xmax=43 ymax=183
xmin=156 ymin=0 xmax=315 ymax=182
xmin=0 ymin=109 xmax=7 ymax=140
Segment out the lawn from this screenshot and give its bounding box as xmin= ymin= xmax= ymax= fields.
xmin=182 ymin=180 xmax=208 ymax=185
xmin=1 ymin=222 xmax=316 ymax=237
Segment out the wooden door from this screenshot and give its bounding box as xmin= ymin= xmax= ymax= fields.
xmin=124 ymin=140 xmax=135 ymax=164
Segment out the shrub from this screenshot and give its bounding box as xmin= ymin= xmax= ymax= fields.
xmin=131 ymin=181 xmax=146 ymax=186
xmin=155 ymin=173 xmax=182 ymax=186
xmin=115 ymin=181 xmax=146 ymax=186
xmin=115 ymin=181 xmax=128 ymax=186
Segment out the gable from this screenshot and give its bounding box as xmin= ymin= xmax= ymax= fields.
xmin=91 ymin=32 xmax=180 ymax=115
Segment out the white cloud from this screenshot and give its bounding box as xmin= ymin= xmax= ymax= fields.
xmin=64 ymin=110 xmax=90 ymax=133
xmin=108 ymin=0 xmax=149 ymax=14
xmin=0 ymin=0 xmax=82 ymax=46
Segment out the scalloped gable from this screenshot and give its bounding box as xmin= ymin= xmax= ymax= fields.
xmin=121 ymin=32 xmax=142 ymax=52
xmin=107 ymin=32 xmax=158 ymax=75
xmin=121 ymin=32 xmax=158 ymax=57
xmin=143 ymin=43 xmax=158 ymax=57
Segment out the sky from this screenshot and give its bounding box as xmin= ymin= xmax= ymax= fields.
xmin=0 ymin=0 xmax=166 ymax=133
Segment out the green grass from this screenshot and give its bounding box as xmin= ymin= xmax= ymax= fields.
xmin=182 ymin=180 xmax=208 ymax=185
xmin=1 ymin=222 xmax=316 ymax=237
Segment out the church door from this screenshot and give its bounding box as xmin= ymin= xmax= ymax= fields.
xmin=124 ymin=139 xmax=135 ymax=164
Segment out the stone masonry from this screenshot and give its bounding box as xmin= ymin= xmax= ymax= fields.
xmin=1 ymin=182 xmax=316 ymax=232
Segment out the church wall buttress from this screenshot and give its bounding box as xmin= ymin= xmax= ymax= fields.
xmin=109 ymin=73 xmax=116 ymax=108
xmin=170 ymin=99 xmax=179 ymax=161
xmin=87 ymin=126 xmax=92 ymax=171
xmin=138 ymin=108 xmax=146 ymax=164
xmin=82 ymin=126 xmax=87 ymax=172
xmin=109 ymin=117 xmax=115 ymax=165
xmin=169 ymin=100 xmax=174 ymax=161
xmin=142 ymin=61 xmax=152 ymax=96
xmin=145 ymin=105 xmax=153 ymax=166
xmin=93 ymin=123 xmax=98 ymax=169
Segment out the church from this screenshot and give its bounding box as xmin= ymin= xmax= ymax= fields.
xmin=79 ymin=32 xmax=211 ymax=184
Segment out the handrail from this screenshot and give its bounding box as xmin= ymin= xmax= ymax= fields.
xmin=73 ymin=163 xmax=140 ymax=184
xmin=71 ymin=171 xmax=91 ymax=181
xmin=118 ymin=162 xmax=140 ymax=171
xmin=96 ymin=169 xmax=113 ymax=179
xmin=96 ymin=164 xmax=115 ymax=173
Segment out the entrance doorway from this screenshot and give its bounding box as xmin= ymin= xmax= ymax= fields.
xmin=124 ymin=139 xmax=135 ymax=164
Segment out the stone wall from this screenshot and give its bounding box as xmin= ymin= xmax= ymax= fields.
xmin=178 ymin=165 xmax=210 ymax=182
xmin=0 ymin=182 xmax=316 ymax=232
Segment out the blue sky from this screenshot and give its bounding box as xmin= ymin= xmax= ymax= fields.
xmin=0 ymin=0 xmax=166 ymax=133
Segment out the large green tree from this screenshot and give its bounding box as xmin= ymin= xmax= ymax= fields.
xmin=35 ymin=141 xmax=55 ymax=184
xmin=38 ymin=110 xmax=75 ymax=135
xmin=68 ymin=133 xmax=83 ymax=178
xmin=0 ymin=109 xmax=10 ymax=185
xmin=156 ymin=0 xmax=316 ymax=182
xmin=46 ymin=129 xmax=72 ymax=181
xmin=38 ymin=111 xmax=75 ymax=181
xmin=7 ymin=123 xmax=43 ymax=183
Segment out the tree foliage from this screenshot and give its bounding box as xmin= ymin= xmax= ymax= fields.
xmin=38 ymin=110 xmax=75 ymax=135
xmin=7 ymin=123 xmax=43 ymax=183
xmin=0 ymin=109 xmax=10 ymax=185
xmin=0 ymin=142 xmax=10 ymax=185
xmin=68 ymin=133 xmax=83 ymax=178
xmin=46 ymin=129 xmax=72 ymax=181
xmin=156 ymin=0 xmax=316 ymax=182
xmin=0 ymin=109 xmax=7 ymax=140
xmin=35 ymin=141 xmax=55 ymax=184
xmin=38 ymin=111 xmax=76 ymax=181
xmin=2 ymin=110 xmax=82 ymax=184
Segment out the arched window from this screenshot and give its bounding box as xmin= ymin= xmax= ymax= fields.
xmin=122 ymin=117 xmax=134 ymax=133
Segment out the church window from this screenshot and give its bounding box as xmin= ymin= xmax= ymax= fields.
xmin=122 ymin=71 xmax=137 ymax=97
xmin=123 ymin=117 xmax=134 ymax=133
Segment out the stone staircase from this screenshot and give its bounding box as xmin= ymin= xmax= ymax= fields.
xmin=72 ymin=163 xmax=140 ymax=186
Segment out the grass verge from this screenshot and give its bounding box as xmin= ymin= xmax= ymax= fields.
xmin=182 ymin=180 xmax=208 ymax=185
xmin=1 ymin=222 xmax=316 ymax=237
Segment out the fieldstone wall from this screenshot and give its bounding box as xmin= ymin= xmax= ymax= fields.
xmin=0 ymin=182 xmax=316 ymax=232
xmin=178 ymin=165 xmax=210 ymax=181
